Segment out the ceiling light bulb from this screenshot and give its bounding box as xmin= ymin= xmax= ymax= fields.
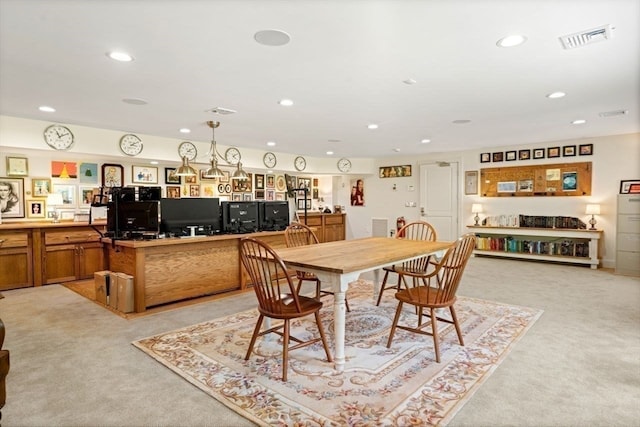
xmin=572 ymin=119 xmax=587 ymax=125
xmin=546 ymin=91 xmax=566 ymax=99
xmin=403 ymin=78 xmax=417 ymax=85
xmin=421 ymin=139 xmax=431 ymax=144
xmin=368 ymin=124 xmax=379 ymax=130
xmin=326 ymin=151 xmax=334 ymax=155
xmin=179 ymin=128 xmax=191 ymax=134
xmin=393 ymin=148 xmax=401 ymax=152
xmin=278 ymin=99 xmax=293 ymax=106
xmin=267 ymin=141 xmax=276 ymax=146
xmin=496 ymin=35 xmax=527 ymax=47
xmin=107 ymin=51 xmax=134 ymax=62
xmin=39 ymin=106 xmax=56 ymax=112
xmin=150 ymin=161 xmax=159 ymax=165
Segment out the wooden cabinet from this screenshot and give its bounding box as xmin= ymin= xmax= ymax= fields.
xmin=0 ymin=230 xmax=32 ymax=290
xmin=299 ymin=213 xmax=346 ymax=243
xmin=42 ymin=227 xmax=105 ymax=284
xmin=616 ymin=194 xmax=640 ymax=276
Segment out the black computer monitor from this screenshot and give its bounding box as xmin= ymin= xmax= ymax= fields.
xmin=159 ymin=198 xmax=221 ymax=236
xmin=222 ymin=201 xmax=259 ymax=234
xmin=260 ymin=201 xmax=290 ymax=231
xmin=107 ymin=200 xmax=159 ymax=237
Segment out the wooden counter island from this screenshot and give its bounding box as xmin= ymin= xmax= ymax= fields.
xmin=103 ymin=231 xmax=288 ymax=312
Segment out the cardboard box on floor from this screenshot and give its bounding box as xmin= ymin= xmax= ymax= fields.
xmin=94 ymin=271 xmax=110 ymax=306
xmin=115 ymin=273 xmax=134 ymax=314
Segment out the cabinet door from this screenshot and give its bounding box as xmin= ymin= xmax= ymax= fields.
xmin=44 ymin=244 xmax=77 ymax=284
xmin=0 ymin=248 xmax=32 ymax=290
xmin=77 ymin=242 xmax=105 ymax=279
xmin=324 ymin=225 xmax=343 ymax=242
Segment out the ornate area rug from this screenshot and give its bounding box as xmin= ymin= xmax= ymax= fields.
xmin=133 ymin=280 xmax=542 ymax=426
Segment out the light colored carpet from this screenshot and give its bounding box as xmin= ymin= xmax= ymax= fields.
xmin=1 ymin=257 xmax=639 ymax=426
xmin=133 ymin=279 xmax=542 ymax=426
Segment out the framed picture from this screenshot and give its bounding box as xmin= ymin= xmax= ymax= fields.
xmin=562 ymin=172 xmax=577 ymax=191
xmin=379 ymin=165 xmax=412 ymax=178
xmin=255 ymin=190 xmax=265 ymax=199
xmin=275 ymin=192 xmax=286 ymax=201
xmin=79 ymin=186 xmax=100 ymax=206
xmin=54 ymin=184 xmax=77 ymax=207
xmin=201 ymin=183 xmax=216 ymax=197
xmin=232 ymin=193 xmax=242 ymax=201
xmin=26 ymin=199 xmax=46 ymax=218
xmin=59 ymin=210 xmax=76 ymax=221
xmin=266 ymin=174 xmax=275 ymax=189
xmin=547 ymin=147 xmax=560 ymax=158
xmin=533 ymin=148 xmax=545 ymax=159
xmin=6 ymin=156 xmax=28 ymax=176
xmin=165 ymin=167 xmax=181 ymax=184
xmin=497 ymin=181 xmax=517 ymax=193
xmin=232 ymin=176 xmax=252 ymax=192
xmin=492 ymin=152 xmax=504 ymax=162
xmin=518 ymin=179 xmax=534 ymax=192
xmin=32 ymin=178 xmax=52 ymax=197
xmin=298 ymin=177 xmax=311 ymax=190
xmin=255 ymin=174 xmax=265 ymax=190
xmin=132 ymin=166 xmax=158 ymax=184
xmin=242 ymin=193 xmax=253 ymax=201
xmin=579 ymin=144 xmax=593 ymax=156
xmin=313 ymin=178 xmax=319 ymax=187
xmin=505 ymin=151 xmax=517 ymax=161
xmin=266 ymin=189 xmax=275 ymax=201
xmin=562 ymin=145 xmax=576 ymax=157
xmin=312 ymin=188 xmax=319 ymax=199
xmin=620 ymin=180 xmax=640 ymax=194
xmin=464 ymin=171 xmax=478 ymax=195
xmin=480 ymin=153 xmax=491 ymax=163
xmin=518 ymin=149 xmax=531 ymax=161
xmin=51 ymin=161 xmax=78 ymax=178
xmin=188 ymin=184 xmax=200 ymax=197
xmin=184 ymin=174 xmax=197 ymax=184
xmin=101 ymin=163 xmax=124 ymax=187
xmin=219 ymin=170 xmax=230 ymax=183
xmin=0 ymin=177 xmax=25 ymax=218
xmin=79 ymin=163 xmax=98 ymax=184
xmin=166 ymin=185 xmax=181 ymax=198
xmin=297 ymin=199 xmax=311 ymax=210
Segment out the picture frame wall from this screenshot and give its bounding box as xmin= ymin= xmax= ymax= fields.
xmin=0 ymin=177 xmax=25 ymax=218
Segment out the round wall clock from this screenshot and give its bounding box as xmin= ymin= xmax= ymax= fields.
xmin=263 ymin=152 xmax=277 ymax=168
xmin=178 ymin=141 xmax=198 ymax=161
xmin=225 ymin=147 xmax=242 ymax=165
xmin=337 ymin=158 xmax=352 ymax=172
xmin=43 ymin=124 xmax=75 ymax=150
xmin=294 ymin=155 xmax=307 ymax=171
xmin=119 ymin=133 xmax=143 ymax=156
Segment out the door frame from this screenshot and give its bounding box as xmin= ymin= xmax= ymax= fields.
xmin=419 ymin=157 xmax=463 ymax=239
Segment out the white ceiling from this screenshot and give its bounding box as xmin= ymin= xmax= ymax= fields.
xmin=1 ymin=0 xmax=638 ymax=159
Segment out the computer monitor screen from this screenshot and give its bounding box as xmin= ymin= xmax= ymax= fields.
xmin=222 ymin=201 xmax=259 ymax=234
xmin=107 ymin=201 xmax=159 ymax=235
xmin=260 ymin=201 xmax=290 ymax=231
xmin=160 ymin=198 xmax=221 ymax=236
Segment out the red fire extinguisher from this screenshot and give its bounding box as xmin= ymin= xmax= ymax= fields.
xmin=396 ymin=216 xmax=406 ymax=237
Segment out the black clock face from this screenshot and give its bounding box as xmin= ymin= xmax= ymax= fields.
xmin=263 ymin=152 xmax=277 ymax=168
xmin=119 ymin=134 xmax=143 ymax=156
xmin=294 ymin=156 xmax=306 ymax=171
xmin=44 ymin=124 xmax=74 ymax=150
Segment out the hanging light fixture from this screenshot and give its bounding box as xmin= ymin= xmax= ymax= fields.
xmin=201 ymin=120 xmax=248 ymax=179
xmin=232 ymin=161 xmax=249 ymax=180
xmin=175 ymin=155 xmax=197 ymax=176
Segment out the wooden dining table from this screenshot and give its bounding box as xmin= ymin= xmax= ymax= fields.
xmin=275 ymin=236 xmax=452 ymax=372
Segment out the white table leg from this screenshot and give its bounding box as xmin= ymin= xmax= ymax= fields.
xmin=372 ymin=268 xmax=381 ymax=300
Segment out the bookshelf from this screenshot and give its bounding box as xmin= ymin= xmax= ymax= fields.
xmin=467 ymin=225 xmax=602 ymax=269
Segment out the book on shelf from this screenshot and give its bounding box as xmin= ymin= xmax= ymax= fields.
xmin=480 ymin=215 xmax=587 ymax=230
xmin=474 ymin=236 xmax=589 ymax=257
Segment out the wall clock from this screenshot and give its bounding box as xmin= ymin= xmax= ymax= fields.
xmin=263 ymin=152 xmax=277 ymax=168
xmin=337 ymin=158 xmax=352 ymax=172
xmin=43 ymin=124 xmax=75 ymax=151
xmin=225 ymin=147 xmax=242 ymax=165
xmin=178 ymin=141 xmax=198 ymax=161
xmin=119 ymin=134 xmax=143 ymax=156
xmin=294 ymin=156 xmax=307 ymax=171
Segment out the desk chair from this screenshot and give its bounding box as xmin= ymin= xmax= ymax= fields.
xmin=240 ymin=237 xmax=333 ymax=381
xmin=386 ymin=233 xmax=476 ymax=362
xmin=284 ymin=222 xmax=350 ymax=312
xmin=375 ymin=221 xmax=437 ymax=306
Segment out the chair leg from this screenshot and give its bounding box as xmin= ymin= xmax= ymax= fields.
xmin=430 ymin=307 xmax=440 ymax=363
xmin=245 ymin=314 xmax=264 ymax=360
xmin=376 ymin=270 xmax=393 ymax=306
xmin=344 ymin=295 xmax=351 ymax=312
xmin=314 ymin=280 xmax=322 ymax=300
xmin=386 ymin=302 xmax=404 ymax=348
xmin=314 ymin=311 xmax=333 ymax=362
xmin=296 ymin=278 xmax=304 ymax=295
xmin=450 ymin=305 xmax=464 ymax=346
xmin=282 ymin=319 xmax=290 ymax=381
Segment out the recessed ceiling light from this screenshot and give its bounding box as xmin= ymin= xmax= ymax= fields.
xmin=393 ymin=148 xmax=401 ymax=152
xmin=452 ymin=119 xmax=471 ymax=124
xmin=368 ymin=124 xmax=379 ymax=130
xmin=107 ymin=51 xmax=134 ymax=62
xmin=403 ymin=78 xmax=417 ymax=85
xmin=266 ymin=141 xmax=276 ymax=146
xmin=150 ymin=161 xmax=159 ymax=165
xmin=326 ymin=151 xmax=334 ymax=155
xmin=496 ymin=34 xmax=527 ymax=47
xmin=546 ymin=91 xmax=566 ymax=99
xmin=572 ymin=119 xmax=587 ymax=125
xmin=39 ymin=105 xmax=56 ymax=112
xmin=179 ymin=128 xmax=191 ymax=134
xmin=278 ymin=99 xmax=293 ymax=106
xmin=421 ymin=139 xmax=431 ymax=144
xmin=122 ymin=98 xmax=148 ymax=105
xmin=254 ymin=29 xmax=291 ymax=46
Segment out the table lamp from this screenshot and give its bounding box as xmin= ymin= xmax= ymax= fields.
xmin=585 ymin=204 xmax=600 ymax=230
xmin=471 ymin=203 xmax=483 ymax=226
xmin=46 ymin=193 xmax=64 ymax=223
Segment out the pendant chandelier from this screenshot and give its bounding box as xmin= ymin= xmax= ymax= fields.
xmin=175 ymin=155 xmax=197 ymax=177
xmin=202 ymin=120 xmax=248 ymax=180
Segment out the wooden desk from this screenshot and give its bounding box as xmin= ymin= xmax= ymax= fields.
xmin=275 ymin=236 xmax=452 ymax=372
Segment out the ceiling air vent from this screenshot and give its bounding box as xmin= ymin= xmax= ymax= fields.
xmin=559 ymin=24 xmax=613 ymax=49
xmin=599 ymin=109 xmax=628 ymax=118
xmin=206 ymin=107 xmax=237 ymax=115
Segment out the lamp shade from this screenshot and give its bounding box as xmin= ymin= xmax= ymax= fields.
xmin=175 ymin=156 xmax=197 ymax=176
xmin=585 ymin=204 xmax=600 ymax=215
xmin=471 ymin=203 xmax=483 ymax=214
xmin=46 ymin=193 xmax=64 ymax=206
xmin=202 ymin=158 xmax=225 ymax=178
xmin=232 ymin=162 xmax=249 ymax=180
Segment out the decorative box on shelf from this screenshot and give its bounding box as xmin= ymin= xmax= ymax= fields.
xmin=467 ymin=225 xmax=602 ymax=269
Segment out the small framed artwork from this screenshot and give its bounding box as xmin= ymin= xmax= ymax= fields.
xmin=518 ymin=179 xmax=534 ymax=192
xmin=620 ymin=180 xmax=640 ymax=194
xmin=199 ymin=169 xmax=217 ymax=182
xmin=51 ymin=161 xmax=78 ymax=178
xmin=32 ymin=178 xmax=52 ymax=197
xmin=275 ymin=192 xmax=286 ymax=201
xmin=54 ymin=184 xmax=77 ymax=207
xmin=255 ymin=174 xmax=265 ymax=190
xmin=220 ymin=170 xmax=230 ymax=183
xmin=255 ymin=190 xmax=265 ymax=199
xmin=533 ymin=148 xmax=545 ymax=159
xmin=518 ymin=149 xmax=531 ymax=161
xmin=547 ymin=147 xmax=560 ymax=158
xmin=497 ymin=181 xmax=517 ymax=193
xmin=562 ymin=172 xmax=577 ymax=191
xmin=579 ymin=144 xmax=593 ymax=156
xmin=562 ymin=145 xmax=576 ymax=157
xmin=79 ymin=187 xmax=100 ymax=206
xmin=480 ymin=153 xmax=491 ymax=163
xmin=505 ymin=151 xmax=517 ymax=161
xmin=232 ymin=193 xmax=242 ymax=201
xmin=79 ymin=163 xmax=98 ymax=184
xmin=265 ymin=189 xmax=275 ymax=201
xmin=59 ymin=210 xmax=76 ymax=221
xmin=165 ymin=168 xmax=181 ymax=184
xmin=184 ymin=174 xmax=197 ymax=184
xmin=1 ymin=182 xmax=27 ymax=216
xmin=102 ymin=163 xmax=124 ymax=187
xmin=313 ymin=178 xmax=319 ymax=187
xmin=298 ymin=177 xmax=312 ymax=190
xmin=26 ymin=199 xmax=46 ymax=218
xmin=188 ymin=184 xmax=200 ymax=197
xmin=464 ymin=171 xmax=478 ymax=195
xmin=6 ymin=156 xmax=29 ymax=176
xmin=266 ymin=174 xmax=276 ymax=189
xmin=242 ymin=193 xmax=253 ymax=201
xmin=132 ymin=166 xmax=158 ymax=184
xmin=297 ymin=199 xmax=311 ymax=210
xmin=312 ymin=188 xmax=319 ymax=199
xmin=492 ymin=152 xmax=504 ymax=162
xmin=201 ymin=183 xmax=216 ymax=197
xmin=166 ymin=186 xmax=181 ymax=198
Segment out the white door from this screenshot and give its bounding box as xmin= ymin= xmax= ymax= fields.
xmin=419 ymin=162 xmax=459 ymax=241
